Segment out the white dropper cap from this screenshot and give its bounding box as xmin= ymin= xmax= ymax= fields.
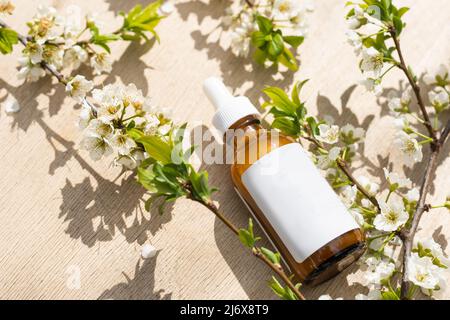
xmin=203 ymin=77 xmax=260 ymax=136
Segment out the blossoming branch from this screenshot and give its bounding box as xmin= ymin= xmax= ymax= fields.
xmin=222 ymin=0 xmax=313 ymax=71
xmin=0 ymin=1 xmax=164 ymax=82
xmin=341 ymin=0 xmax=449 ymax=299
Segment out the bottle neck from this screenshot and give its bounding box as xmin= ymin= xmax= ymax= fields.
xmin=223 ymin=115 xmax=263 ymax=163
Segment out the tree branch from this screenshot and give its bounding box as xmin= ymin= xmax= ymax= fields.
xmin=337 ymin=159 xmax=380 ymax=210
xmin=389 ymin=29 xmax=437 ymax=143
xmin=191 ymin=196 xmax=305 ymax=300
xmin=399 ymin=121 xmax=450 ymax=299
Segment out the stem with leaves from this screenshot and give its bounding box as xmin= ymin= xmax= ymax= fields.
xmin=189 ymin=195 xmax=305 ymax=300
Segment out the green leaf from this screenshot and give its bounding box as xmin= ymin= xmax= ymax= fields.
xmin=251 ymin=31 xmax=266 ymax=48
xmin=238 ymin=218 xmax=260 ymax=248
xmin=189 ymin=170 xmax=215 ymax=202
xmin=381 ymin=290 xmax=400 ymax=300
xmin=263 ymin=86 xmax=297 ymax=115
xmin=393 ymin=16 xmax=403 ymax=35
xmin=260 ymin=247 xmax=281 ymax=265
xmin=397 ymin=7 xmax=409 ymax=18
xmin=283 ymin=35 xmax=304 ymax=48
xmin=255 ymin=15 xmax=273 ymax=34
xmin=269 ymin=277 xmax=298 ymax=300
xmin=306 ymin=116 xmax=320 ymax=136
xmin=0 ymin=28 xmax=19 ymax=54
xmin=267 ymin=33 xmax=284 ymax=57
xmin=137 ymin=135 xmax=173 ymax=164
xmin=239 ymin=229 xmax=255 ymax=248
xmin=253 ymin=48 xmax=267 ymax=65
xmin=291 ymin=80 xmax=308 ymax=107
xmin=137 ymin=166 xmax=156 ymax=191
xmin=271 ymin=118 xmax=300 ymax=137
xmin=122 ymin=1 xmax=163 ymax=41
xmin=278 ymin=47 xmax=298 ymax=71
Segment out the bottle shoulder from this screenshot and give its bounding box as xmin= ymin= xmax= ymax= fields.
xmin=231 ymin=130 xmax=296 ymax=177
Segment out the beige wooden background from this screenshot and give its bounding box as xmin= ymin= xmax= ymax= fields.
xmin=0 ymin=0 xmax=449 ymax=300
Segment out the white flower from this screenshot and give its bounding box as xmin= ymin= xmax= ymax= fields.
xmin=383 ymin=168 xmax=411 ymax=189
xmin=387 ymin=87 xmax=412 ymax=114
xmin=347 ymin=6 xmax=365 ymax=30
xmin=355 ymin=290 xmax=381 ymax=300
xmin=0 ymin=0 xmax=14 ymax=15
xmin=349 ymin=208 xmax=365 ymax=226
xmin=345 ymin=30 xmax=362 ymax=54
xmin=2 ymin=95 xmax=20 ymax=114
xmin=415 ymin=238 xmax=450 ymax=267
xmin=405 ymin=188 xmax=420 ymax=202
xmin=158 ymin=1 xmax=175 ymax=16
xmin=78 ymin=101 xmax=95 ymax=130
xmin=90 ymin=52 xmax=112 ymax=75
xmin=365 ymin=259 xmax=396 ymax=285
xmin=318 ymin=294 xmax=343 ymax=300
xmin=230 ymin=27 xmax=251 ymax=57
xmin=30 ymin=4 xmax=64 ymax=44
xmin=17 ymin=57 xmax=46 ymax=82
xmin=110 ymin=132 xmax=136 ymax=154
xmin=341 ymin=185 xmax=357 ymax=207
xmin=81 ymin=135 xmax=113 ymax=161
xmin=63 ymin=45 xmax=88 ymax=70
xmin=373 ymin=198 xmax=409 ymax=232
xmin=115 ymin=154 xmax=137 ymax=170
xmin=341 ymin=124 xmax=365 ymax=143
xmin=141 ymin=244 xmax=157 ymax=259
xmin=360 ymin=78 xmax=382 ymax=96
xmin=361 ymin=47 xmax=384 ymax=76
xmin=272 ymin=0 xmax=301 ymax=20
xmin=424 ymin=64 xmax=449 ymax=86
xmin=42 ymin=45 xmax=64 ymax=69
xmin=65 ymin=75 xmax=94 ymax=102
xmin=428 ymin=88 xmax=449 ymax=110
xmin=317 ymin=124 xmax=340 ymax=144
xmin=406 ymin=253 xmax=441 ymax=290
xmin=85 ymin=118 xmax=114 ymax=138
xmin=394 ymin=131 xmax=423 ymax=167
xmin=96 ymin=100 xmax=123 ymax=122
xmin=24 ymin=42 xmax=43 ymax=64
xmin=317 ymin=147 xmax=341 ymax=170
xmin=63 ymin=5 xmax=84 ymax=39
xmin=357 ymin=176 xmax=379 ymax=197
xmin=393 ymin=116 xmax=408 ymax=130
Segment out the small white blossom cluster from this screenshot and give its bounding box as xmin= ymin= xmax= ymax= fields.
xmin=407 ymin=239 xmax=449 ymax=296
xmin=0 ymin=0 xmax=14 ymax=15
xmin=425 ymin=64 xmax=450 ymax=114
xmin=222 ymin=0 xmax=313 ymax=57
xmin=79 ymin=82 xmax=172 ymax=170
xmin=18 ymin=4 xmax=112 ymax=82
xmin=314 ymin=116 xmax=366 ymax=172
xmin=344 ymin=5 xmax=388 ymax=96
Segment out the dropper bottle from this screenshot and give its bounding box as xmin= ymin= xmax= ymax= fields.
xmin=204 ymin=77 xmax=366 ymax=285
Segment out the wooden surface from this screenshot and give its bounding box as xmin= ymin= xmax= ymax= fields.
xmin=0 ymin=0 xmax=449 ymax=300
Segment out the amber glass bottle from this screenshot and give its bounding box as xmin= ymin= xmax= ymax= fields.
xmin=204 ymin=78 xmax=366 ymax=285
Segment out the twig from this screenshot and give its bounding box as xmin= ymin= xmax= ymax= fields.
xmin=387 ymin=26 xmax=450 ymax=299
xmin=190 ymin=195 xmax=305 ymax=300
xmin=0 ymin=19 xmax=96 ymax=111
xmin=389 ymin=28 xmax=437 ymax=143
xmin=399 ymin=121 xmax=450 ymax=299
xmin=337 ymin=159 xmax=380 ymax=210
xmin=245 ymin=0 xmax=254 ymax=8
xmin=0 ymin=19 xmax=68 ymax=84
